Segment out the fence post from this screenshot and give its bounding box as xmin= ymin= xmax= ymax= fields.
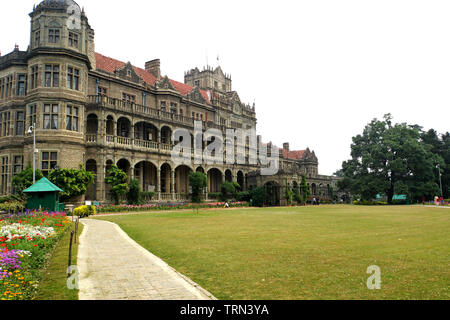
xmin=68 ymin=231 xmax=74 ymax=278
xmin=74 ymin=217 xmax=79 ymax=244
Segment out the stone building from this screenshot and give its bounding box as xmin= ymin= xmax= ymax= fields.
xmin=0 ymin=0 xmax=344 ymax=204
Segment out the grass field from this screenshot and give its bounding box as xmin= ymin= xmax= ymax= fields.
xmin=34 ymin=222 xmax=84 ymax=300
xmin=96 ymin=205 xmax=449 ymax=300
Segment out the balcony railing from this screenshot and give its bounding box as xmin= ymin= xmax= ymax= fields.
xmin=87 ymin=95 xmax=233 ymax=131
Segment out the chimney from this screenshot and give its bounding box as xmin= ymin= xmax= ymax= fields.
xmin=145 ymin=59 xmax=161 ymax=79
xmin=283 ymin=142 xmax=290 ymax=152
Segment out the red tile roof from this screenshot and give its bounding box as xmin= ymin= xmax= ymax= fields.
xmin=94 ymin=52 xmax=209 ymax=103
xmin=282 ymin=149 xmax=306 ymax=160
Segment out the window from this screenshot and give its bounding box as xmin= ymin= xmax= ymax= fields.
xmin=5 ymin=75 xmax=12 ymax=98
xmin=48 ymin=29 xmax=60 ymax=43
xmin=66 ymin=106 xmax=79 ymax=132
xmin=170 ymin=103 xmax=177 ymax=114
xmin=34 ymin=31 xmax=40 ymax=46
xmin=122 ymin=93 xmax=135 ymax=105
xmin=44 ymin=65 xmax=59 ymax=87
xmin=0 ymin=112 xmax=11 ymax=137
xmin=30 ymin=66 xmax=39 ymax=89
xmin=194 ymin=80 xmax=200 ymax=87
xmin=41 ymin=152 xmax=57 ymax=176
xmin=15 ymin=111 xmax=24 ymax=136
xmin=43 ymin=104 xmax=59 ymax=130
xmin=179 ymin=109 xmax=183 ymax=116
xmin=28 ymin=105 xmax=37 ymax=128
xmin=13 ymin=156 xmax=23 ymax=176
xmin=98 ymin=87 xmax=107 ymax=96
xmin=68 ymin=32 xmax=79 ymax=48
xmin=0 ymin=78 xmax=4 ymax=98
xmin=17 ymin=74 xmax=27 ymax=96
xmin=67 ymin=67 xmax=80 ymax=90
xmin=1 ymin=156 xmax=9 ymax=195
xmin=214 ymin=81 xmax=218 ymax=89
xmin=222 ymin=84 xmax=226 ymax=91
xmin=160 ymin=101 xmax=166 ymax=112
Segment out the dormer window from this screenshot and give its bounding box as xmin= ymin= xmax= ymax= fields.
xmin=68 ymin=32 xmax=79 ymax=48
xmin=127 ymin=70 xmax=132 ymax=77
xmin=48 ymin=29 xmax=60 ymax=43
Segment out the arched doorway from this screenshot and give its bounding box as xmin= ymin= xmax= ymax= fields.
xmin=225 ymin=169 xmax=233 ymax=183
xmin=134 ymin=122 xmax=158 ymax=142
xmin=105 ymin=160 xmax=114 ymax=202
xmin=161 ymin=126 xmax=172 ymax=145
xmin=196 ymin=166 xmax=205 ymax=174
xmin=117 ymin=159 xmax=131 ymax=182
xmin=175 ymin=165 xmax=192 ymax=194
xmin=237 ymin=171 xmax=244 ymax=191
xmin=106 ymin=116 xmax=114 ymax=136
xmin=311 ymin=183 xmax=317 ymax=196
xmin=86 ymin=159 xmax=97 ymax=201
xmin=264 ymin=181 xmax=280 ymax=206
xmin=117 ymin=117 xmax=131 ymax=137
xmin=134 ymin=161 xmax=157 ymax=192
xmin=160 ymin=163 xmax=172 ymax=194
xmin=208 ymin=168 xmax=223 ymax=193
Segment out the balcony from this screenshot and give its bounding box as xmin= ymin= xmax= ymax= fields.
xmin=87 ymin=95 xmax=230 ymax=131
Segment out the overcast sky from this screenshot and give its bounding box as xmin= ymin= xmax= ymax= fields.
xmin=1 ymin=0 xmax=449 ymax=175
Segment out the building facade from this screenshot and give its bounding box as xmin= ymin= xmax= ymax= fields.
xmin=0 ymin=0 xmax=344 ymax=204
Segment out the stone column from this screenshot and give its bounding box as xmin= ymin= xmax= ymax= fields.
xmin=156 ymin=168 xmax=161 ymax=201
xmin=171 ymin=169 xmax=175 ymax=200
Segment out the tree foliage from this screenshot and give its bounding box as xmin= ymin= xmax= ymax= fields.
xmin=250 ymin=187 xmax=265 ymax=207
xmin=300 ymin=176 xmax=310 ymax=205
xmin=12 ymin=166 xmax=44 ymax=195
xmin=338 ymin=114 xmax=445 ymax=203
xmin=189 ymin=172 xmax=207 ymax=203
xmin=105 ymin=165 xmax=128 ymax=205
xmin=48 ymin=166 xmax=95 ymax=201
xmin=221 ymin=181 xmax=240 ymax=201
xmin=127 ymin=179 xmax=141 ymax=205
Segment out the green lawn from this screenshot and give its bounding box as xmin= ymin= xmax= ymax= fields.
xmin=34 ymin=221 xmax=84 ymax=300
xmin=95 ymin=205 xmax=449 ymax=300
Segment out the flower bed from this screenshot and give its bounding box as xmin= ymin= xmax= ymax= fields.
xmin=0 ymin=211 xmax=71 ymax=300
xmin=97 ymin=201 xmax=249 ymax=213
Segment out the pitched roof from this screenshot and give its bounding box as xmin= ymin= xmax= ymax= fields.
xmin=23 ymin=178 xmax=63 ymax=193
xmin=282 ymin=149 xmax=306 ymax=160
xmin=94 ymin=52 xmax=210 ymax=104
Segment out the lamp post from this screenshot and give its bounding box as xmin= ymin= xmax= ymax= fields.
xmin=27 ymin=123 xmax=37 ymax=184
xmin=436 ymin=164 xmax=443 ymax=198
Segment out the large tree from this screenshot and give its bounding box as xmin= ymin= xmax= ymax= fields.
xmin=48 ymin=166 xmax=95 ymax=201
xmin=338 ymin=114 xmax=443 ymax=204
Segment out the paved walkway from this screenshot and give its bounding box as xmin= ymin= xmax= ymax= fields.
xmin=77 ymin=219 xmax=216 ymax=300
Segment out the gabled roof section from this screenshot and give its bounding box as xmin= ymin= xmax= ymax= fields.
xmin=94 ymin=52 xmax=210 ymax=104
xmin=282 ymin=149 xmax=306 ymax=160
xmin=23 ymin=178 xmax=63 ymax=193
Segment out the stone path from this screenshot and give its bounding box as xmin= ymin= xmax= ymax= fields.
xmin=77 ymin=219 xmax=216 ymax=300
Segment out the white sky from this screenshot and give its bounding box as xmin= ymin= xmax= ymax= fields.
xmin=1 ymin=0 xmax=449 ymax=175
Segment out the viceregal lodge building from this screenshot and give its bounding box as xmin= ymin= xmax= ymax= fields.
xmin=0 ymin=0 xmax=343 ymax=205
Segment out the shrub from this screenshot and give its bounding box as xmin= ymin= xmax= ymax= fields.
xmin=189 ymin=172 xmax=207 ymax=203
xmin=221 ymin=181 xmax=240 ymax=201
xmin=353 ymin=200 xmax=388 ymax=206
xmin=141 ymin=192 xmax=156 ymax=203
xmin=74 ymin=205 xmax=96 ymax=218
xmin=236 ymin=191 xmax=251 ymax=202
xmin=11 ymin=166 xmax=44 ymax=195
xmin=48 ymin=166 xmax=94 ymax=201
xmin=105 ymin=165 xmax=128 ymax=205
xmin=0 ymin=201 xmax=25 ymax=213
xmin=250 ymin=187 xmax=265 ymax=207
xmin=126 ymin=179 xmax=141 ymax=205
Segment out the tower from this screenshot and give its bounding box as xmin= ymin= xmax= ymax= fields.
xmin=25 ymin=0 xmax=96 ymax=175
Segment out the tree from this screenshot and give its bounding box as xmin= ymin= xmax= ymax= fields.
xmin=338 ymin=114 xmax=443 ymax=204
xmin=12 ymin=166 xmax=44 ymax=195
xmin=105 ymin=165 xmax=128 ymax=205
xmin=300 ymin=176 xmax=310 ymax=205
xmin=220 ymin=181 xmax=240 ymax=202
xmin=285 ymin=180 xmax=293 ymax=205
xmin=48 ymin=166 xmax=95 ymax=201
xmin=189 ymin=172 xmax=207 ymax=203
xmin=127 ymin=179 xmax=141 ymax=205
xmin=250 ymin=187 xmax=265 ymax=207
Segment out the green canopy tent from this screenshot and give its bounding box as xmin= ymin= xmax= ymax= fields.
xmin=23 ymin=178 xmax=65 ymax=212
